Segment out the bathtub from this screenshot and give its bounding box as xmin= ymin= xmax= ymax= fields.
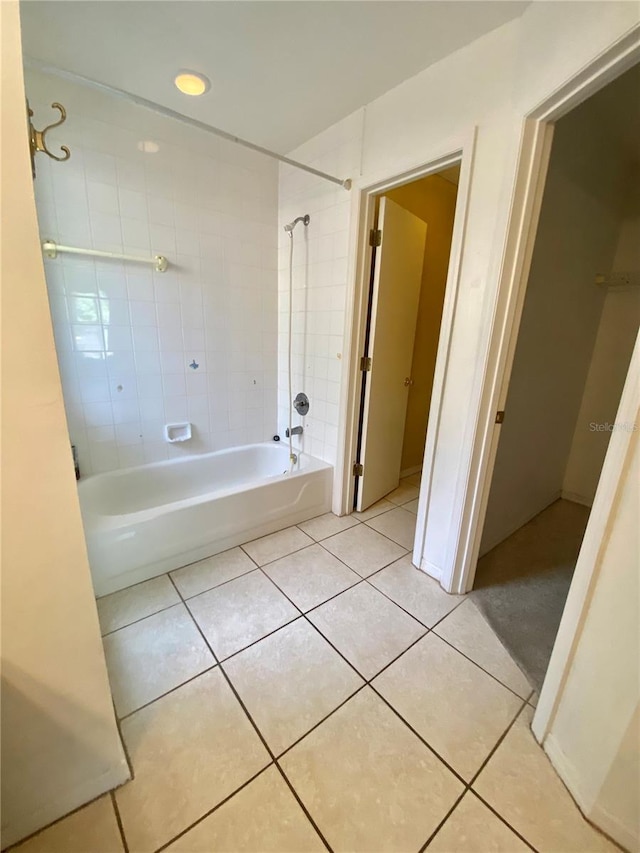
xmin=79 ymin=442 xmax=332 ymax=596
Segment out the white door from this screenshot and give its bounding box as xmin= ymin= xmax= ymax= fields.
xmin=356 ymin=196 xmax=427 ymax=511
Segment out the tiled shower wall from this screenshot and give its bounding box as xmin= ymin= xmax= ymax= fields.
xmin=28 ymin=69 xmax=278 ymax=476
xmin=277 ymin=111 xmax=363 ymax=464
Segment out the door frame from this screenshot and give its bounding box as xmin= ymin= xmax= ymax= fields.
xmin=448 ymin=28 xmax=640 ymax=599
xmin=335 ymin=127 xmax=478 ymax=580
xmin=449 ymin=30 xmax=640 ymax=742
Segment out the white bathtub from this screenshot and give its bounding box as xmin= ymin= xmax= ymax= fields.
xmin=79 ymin=442 xmax=332 ymax=596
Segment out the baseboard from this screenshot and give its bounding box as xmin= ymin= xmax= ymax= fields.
xmin=560 ymin=490 xmax=594 ymax=508
xmin=589 ymin=801 xmax=638 ymax=852
xmin=400 ymin=465 xmax=423 ymax=478
xmin=544 ymin=734 xmax=637 ymax=852
xmin=1 ymin=759 xmax=131 ymax=850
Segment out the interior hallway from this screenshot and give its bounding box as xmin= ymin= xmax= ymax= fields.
xmin=11 ymin=481 xmax=614 ymax=853
xmin=473 ymin=499 xmax=591 ymax=692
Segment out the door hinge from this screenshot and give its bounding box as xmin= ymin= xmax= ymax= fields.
xmin=369 ymin=228 xmax=382 ymax=247
xmin=360 ymin=356 xmax=372 ymax=372
xmin=495 ymin=410 xmax=505 ymax=424
xmin=353 ymin=462 xmax=364 ymax=476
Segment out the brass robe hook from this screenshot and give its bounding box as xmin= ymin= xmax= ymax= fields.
xmin=27 ymin=99 xmax=71 ymax=178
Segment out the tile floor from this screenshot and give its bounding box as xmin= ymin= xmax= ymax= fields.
xmin=14 ymin=478 xmax=617 ymax=853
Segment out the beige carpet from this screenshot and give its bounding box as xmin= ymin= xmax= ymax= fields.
xmin=472 ymin=499 xmax=590 ymax=692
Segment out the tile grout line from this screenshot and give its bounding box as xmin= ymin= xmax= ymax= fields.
xmin=183 ymin=554 xmax=538 ymax=853
xmin=467 ymin=694 xmax=533 ymax=789
xmin=366 ymin=682 xmax=468 ymax=788
xmin=296 ymin=512 xmax=414 ymax=563
xmin=113 ymin=698 xmax=135 ymax=778
xmin=251 ymin=562 xmax=474 ymax=788
xmin=101 ymin=599 xmax=186 ymax=638
xmin=117 ymin=662 xmax=219 ymax=722
xmin=104 ymin=529 xmax=530 ymax=774
xmin=99 ymin=514 xmax=409 ymax=640
xmin=110 ymin=790 xmax=129 ymax=853
xmin=240 ymin=537 xmax=316 ymax=569
xmin=346 ymin=548 xmax=531 ymax=703
xmin=239 ymin=536 xmax=529 ymax=792
xmin=166 ymin=574 xmax=334 ymax=853
xmin=152 ymin=764 xmax=274 ymax=853
xmin=102 ymin=519 xmax=539 ymax=853
xmin=274 ymin=683 xmax=369 ymax=761
xmin=430 ymin=624 xmax=534 ymax=703
xmin=1 ymin=790 xmax=114 ymax=853
xmin=416 ymin=789 xmax=467 ymax=853
xmin=417 ymin=700 xmax=539 ymax=853
xmin=469 ymin=790 xmax=539 ymax=853
xmin=179 ymin=565 xmax=259 ymax=601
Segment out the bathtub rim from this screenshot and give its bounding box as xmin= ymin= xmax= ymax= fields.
xmin=78 ymin=442 xmax=330 ymax=528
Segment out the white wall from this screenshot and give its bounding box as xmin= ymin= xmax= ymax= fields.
xmin=1 ymin=4 xmax=129 ymax=846
xmin=277 ymin=113 xmax=363 ymax=463
xmin=563 ymin=179 xmax=640 ymax=504
xmin=545 ymin=423 xmax=639 ymax=851
xmin=480 ymin=81 xmax=633 ymax=553
xmin=27 ymin=69 xmax=278 ymax=476
xmin=276 ymin=6 xmax=639 ymax=846
xmin=278 ymin=2 xmax=639 ymax=570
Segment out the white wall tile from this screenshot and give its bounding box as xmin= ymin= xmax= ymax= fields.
xmin=31 ymin=66 xmax=278 ymax=476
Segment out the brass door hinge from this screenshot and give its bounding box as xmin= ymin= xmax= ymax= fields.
xmin=495 ymin=410 xmax=505 ymax=424
xmin=353 ymin=462 xmax=364 ymax=476
xmin=360 ymin=356 xmax=372 ymax=371
xmin=369 ymin=228 xmax=382 ymax=247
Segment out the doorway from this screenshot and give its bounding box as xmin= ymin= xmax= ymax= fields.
xmin=352 ymin=167 xmax=460 ymax=541
xmin=470 ymin=63 xmax=640 ymax=693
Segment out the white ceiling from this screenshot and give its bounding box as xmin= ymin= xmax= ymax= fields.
xmin=20 ymin=1 xmax=528 ymax=152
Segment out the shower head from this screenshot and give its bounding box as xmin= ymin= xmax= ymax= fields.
xmin=284 ymin=214 xmax=310 ymax=234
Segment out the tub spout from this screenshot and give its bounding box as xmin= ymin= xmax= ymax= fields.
xmin=285 ymin=426 xmax=303 ymax=437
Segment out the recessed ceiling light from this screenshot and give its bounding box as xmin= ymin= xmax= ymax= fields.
xmin=174 ymin=71 xmax=210 ymax=96
xmin=137 ymin=140 xmax=160 ymax=153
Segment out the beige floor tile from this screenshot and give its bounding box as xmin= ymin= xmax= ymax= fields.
xmin=242 ymin=526 xmax=313 ymax=566
xmin=529 ymin=692 xmax=538 ymax=708
xmin=353 ymin=498 xmax=395 ymax=521
xmin=188 ymin=570 xmax=299 ymax=659
xmin=298 ymin=512 xmax=360 ymax=541
xmin=321 ymin=524 xmax=406 ymax=578
xmin=374 ymin=633 xmax=522 ymax=780
xmin=171 ymin=547 xmax=256 ymax=598
xmin=281 ymin=687 xmax=463 ymax=852
xmin=307 ymin=583 xmax=425 ymax=679
xmin=224 ymin=620 xmax=364 ymax=754
xmin=474 ymin=707 xmax=617 ymax=852
xmin=262 ymin=544 xmax=360 ymax=611
xmin=386 ymin=482 xmax=420 ymax=505
xmin=403 ymin=473 xmax=422 ymax=487
xmin=366 ymin=506 xmax=417 ymax=549
xmin=97 ymin=575 xmax=180 ymax=635
xmin=103 ymin=604 xmax=214 ymax=717
xmin=116 ymin=669 xmax=270 ymax=853
xmin=404 ymin=498 xmax=420 ymax=514
xmin=435 ymin=599 xmax=532 ymax=699
xmin=166 ymin=766 xmax=324 ymax=852
xmin=369 ymin=556 xmax=462 ymax=627
xmin=12 ymin=796 xmax=123 ymax=853
xmin=427 ymin=792 xmax=529 ymax=852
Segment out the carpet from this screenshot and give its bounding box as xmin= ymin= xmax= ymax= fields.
xmin=471 ymin=499 xmax=590 ymax=693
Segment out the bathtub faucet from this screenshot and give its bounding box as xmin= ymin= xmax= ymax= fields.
xmin=285 ymin=426 xmax=303 ymax=437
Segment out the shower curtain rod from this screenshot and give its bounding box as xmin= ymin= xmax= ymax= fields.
xmin=25 ymin=59 xmax=352 ymax=190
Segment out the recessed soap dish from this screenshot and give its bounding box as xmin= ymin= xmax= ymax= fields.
xmin=164 ymin=422 xmax=192 ymax=443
